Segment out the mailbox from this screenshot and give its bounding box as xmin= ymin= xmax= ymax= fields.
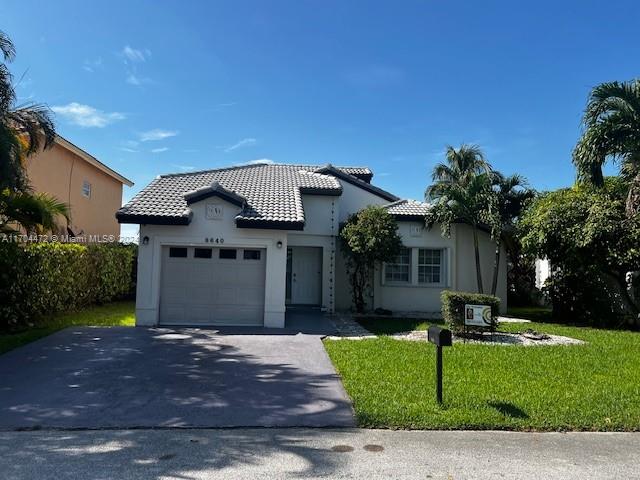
xmin=427 ymin=325 xmax=452 ymax=404
xmin=428 ymin=325 xmax=452 ymax=347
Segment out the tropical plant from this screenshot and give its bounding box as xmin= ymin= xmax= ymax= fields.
xmin=340 ymin=206 xmax=402 ymax=313
xmin=487 ymin=172 xmax=535 ymax=296
xmin=520 ymin=178 xmax=640 ymax=327
xmin=425 ymin=144 xmax=493 ymax=293
xmin=573 ymin=79 xmax=640 ymax=216
xmin=0 ymin=190 xmax=70 ymax=235
xmin=0 ymin=30 xmax=64 ymax=234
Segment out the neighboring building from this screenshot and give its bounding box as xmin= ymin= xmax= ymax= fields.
xmin=26 ymin=136 xmax=133 ymax=237
xmin=535 ymin=258 xmax=551 ymax=290
xmin=117 ymin=163 xmax=507 ymax=328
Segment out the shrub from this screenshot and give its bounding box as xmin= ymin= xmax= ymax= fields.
xmin=441 ymin=290 xmax=500 ymax=333
xmin=0 ymin=242 xmax=136 ymax=331
xmin=340 ymin=206 xmax=402 ymax=313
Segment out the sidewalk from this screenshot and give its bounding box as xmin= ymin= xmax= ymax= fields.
xmin=1 ymin=428 xmax=638 ymax=479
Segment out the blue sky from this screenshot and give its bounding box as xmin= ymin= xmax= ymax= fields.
xmin=4 ymin=0 xmax=639 ymax=234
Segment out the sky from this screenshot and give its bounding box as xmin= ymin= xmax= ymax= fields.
xmin=3 ymin=0 xmax=639 ymax=237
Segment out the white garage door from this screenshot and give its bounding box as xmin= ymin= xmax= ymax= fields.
xmin=159 ymin=246 xmax=266 ymax=326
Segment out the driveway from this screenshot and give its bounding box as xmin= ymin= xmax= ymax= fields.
xmin=0 ymin=327 xmax=355 ymax=429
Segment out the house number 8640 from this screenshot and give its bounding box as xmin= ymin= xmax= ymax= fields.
xmin=205 ymin=237 xmax=224 ymax=244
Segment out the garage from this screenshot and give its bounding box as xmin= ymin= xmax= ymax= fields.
xmin=159 ymin=246 xmax=266 ymax=326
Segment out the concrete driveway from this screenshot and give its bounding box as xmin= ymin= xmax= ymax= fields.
xmin=0 ymin=327 xmax=354 ymax=429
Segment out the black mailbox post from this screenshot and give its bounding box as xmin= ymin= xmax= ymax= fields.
xmin=427 ymin=325 xmax=452 ymax=404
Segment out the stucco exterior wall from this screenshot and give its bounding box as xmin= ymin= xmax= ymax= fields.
xmin=25 ymin=143 xmax=124 ymax=237
xmin=336 ymin=181 xmax=390 ymax=222
xmin=371 ymin=222 xmax=456 ymax=313
xmin=454 ymin=224 xmax=508 ymax=312
xmin=136 ymin=198 xmax=289 ymax=328
xmin=367 ymin=223 xmax=507 ymax=315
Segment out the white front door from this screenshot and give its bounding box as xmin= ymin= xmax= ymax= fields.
xmin=290 ymin=247 xmax=322 ymax=305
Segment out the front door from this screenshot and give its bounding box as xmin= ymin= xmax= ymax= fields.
xmin=287 ymin=247 xmax=322 ymax=305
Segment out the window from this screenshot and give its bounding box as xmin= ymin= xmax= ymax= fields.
xmin=385 ymin=247 xmax=411 ymax=283
xmin=169 ymin=247 xmax=188 ymax=258
xmin=219 ymin=248 xmax=237 ymax=259
xmin=418 ymin=248 xmax=444 ymax=284
xmin=82 ymin=180 xmax=92 ymax=198
xmin=194 ymin=248 xmax=212 ymax=259
xmin=243 ymin=249 xmax=261 ymax=260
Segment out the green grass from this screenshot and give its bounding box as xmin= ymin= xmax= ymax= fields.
xmin=0 ymin=301 xmax=135 ymax=355
xmin=506 ymin=306 xmax=553 ymax=323
xmin=324 ymin=319 xmax=640 ymax=431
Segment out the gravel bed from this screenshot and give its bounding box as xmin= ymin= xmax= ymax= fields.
xmin=392 ymin=330 xmax=585 ymax=346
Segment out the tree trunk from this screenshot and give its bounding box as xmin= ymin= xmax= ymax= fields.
xmin=472 ymin=226 xmax=484 ymax=294
xmin=604 ymin=270 xmax=640 ymax=327
xmin=626 ymin=173 xmax=640 ymax=217
xmin=491 ymin=238 xmax=501 ymax=296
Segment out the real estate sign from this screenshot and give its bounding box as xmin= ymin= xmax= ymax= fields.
xmin=464 ymin=304 xmax=492 ymax=327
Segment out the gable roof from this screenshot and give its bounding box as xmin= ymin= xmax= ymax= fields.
xmin=314 ymin=164 xmax=398 ymax=202
xmin=55 ymin=136 xmax=133 ymax=187
xmin=117 ymin=163 xmax=398 ymax=229
xmin=383 ymin=199 xmax=431 ymax=221
xmin=183 ymin=181 xmax=247 ymax=207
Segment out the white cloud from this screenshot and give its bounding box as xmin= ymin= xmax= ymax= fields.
xmin=214 ymin=101 xmax=237 ymax=111
xmin=126 ymin=73 xmax=151 ymax=86
xmin=139 ymin=129 xmax=179 ymax=142
xmin=172 ymin=164 xmax=195 ymax=171
xmin=120 ymin=147 xmax=138 ymax=153
xmin=122 ymin=45 xmax=150 ymax=63
xmin=151 ymin=147 xmax=169 ymax=153
xmin=83 ymin=57 xmax=103 ymax=73
xmin=52 ymin=102 xmax=125 ymax=128
xmin=247 ymin=158 xmax=274 ymax=165
xmin=225 ymin=138 xmax=257 ymax=152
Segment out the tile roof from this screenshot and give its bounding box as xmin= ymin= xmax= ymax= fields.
xmin=116 ymin=163 xmax=393 ymax=229
xmin=384 ymin=199 xmax=431 ymax=220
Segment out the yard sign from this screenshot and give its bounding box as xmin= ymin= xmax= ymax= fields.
xmin=464 ymin=304 xmax=492 ymax=327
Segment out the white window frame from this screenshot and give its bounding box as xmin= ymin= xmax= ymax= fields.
xmin=418 ymin=248 xmax=446 ymax=286
xmin=82 ymin=180 xmax=92 ymax=198
xmin=383 ymin=247 xmax=411 ymax=284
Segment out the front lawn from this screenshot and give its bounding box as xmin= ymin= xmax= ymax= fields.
xmin=0 ymin=301 xmax=135 ymax=355
xmin=324 ymin=320 xmax=640 ymax=431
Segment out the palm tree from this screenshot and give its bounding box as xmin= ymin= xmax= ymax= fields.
xmin=488 ymin=172 xmax=534 ymax=296
xmin=426 ymin=144 xmax=493 ymax=293
xmin=1 ymin=29 xmax=56 ymax=193
xmin=0 ymin=30 xmax=65 ymax=234
xmin=573 ymin=79 xmax=640 ymax=216
xmin=0 ymin=191 xmax=70 ymax=235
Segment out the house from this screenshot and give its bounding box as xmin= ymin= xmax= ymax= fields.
xmin=117 ymin=163 xmax=506 ymax=327
xmin=26 ymin=135 xmax=133 ymax=238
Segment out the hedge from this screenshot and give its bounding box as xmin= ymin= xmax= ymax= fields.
xmin=0 ymin=242 xmax=136 ymax=331
xmin=441 ymin=290 xmax=500 ymax=333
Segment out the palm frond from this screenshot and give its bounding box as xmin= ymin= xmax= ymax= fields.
xmin=0 ymin=31 xmax=16 ymax=62
xmin=0 ymin=191 xmax=70 ymax=234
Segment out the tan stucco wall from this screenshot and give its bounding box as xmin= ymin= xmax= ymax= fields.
xmin=25 ymin=143 xmax=124 ymax=238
